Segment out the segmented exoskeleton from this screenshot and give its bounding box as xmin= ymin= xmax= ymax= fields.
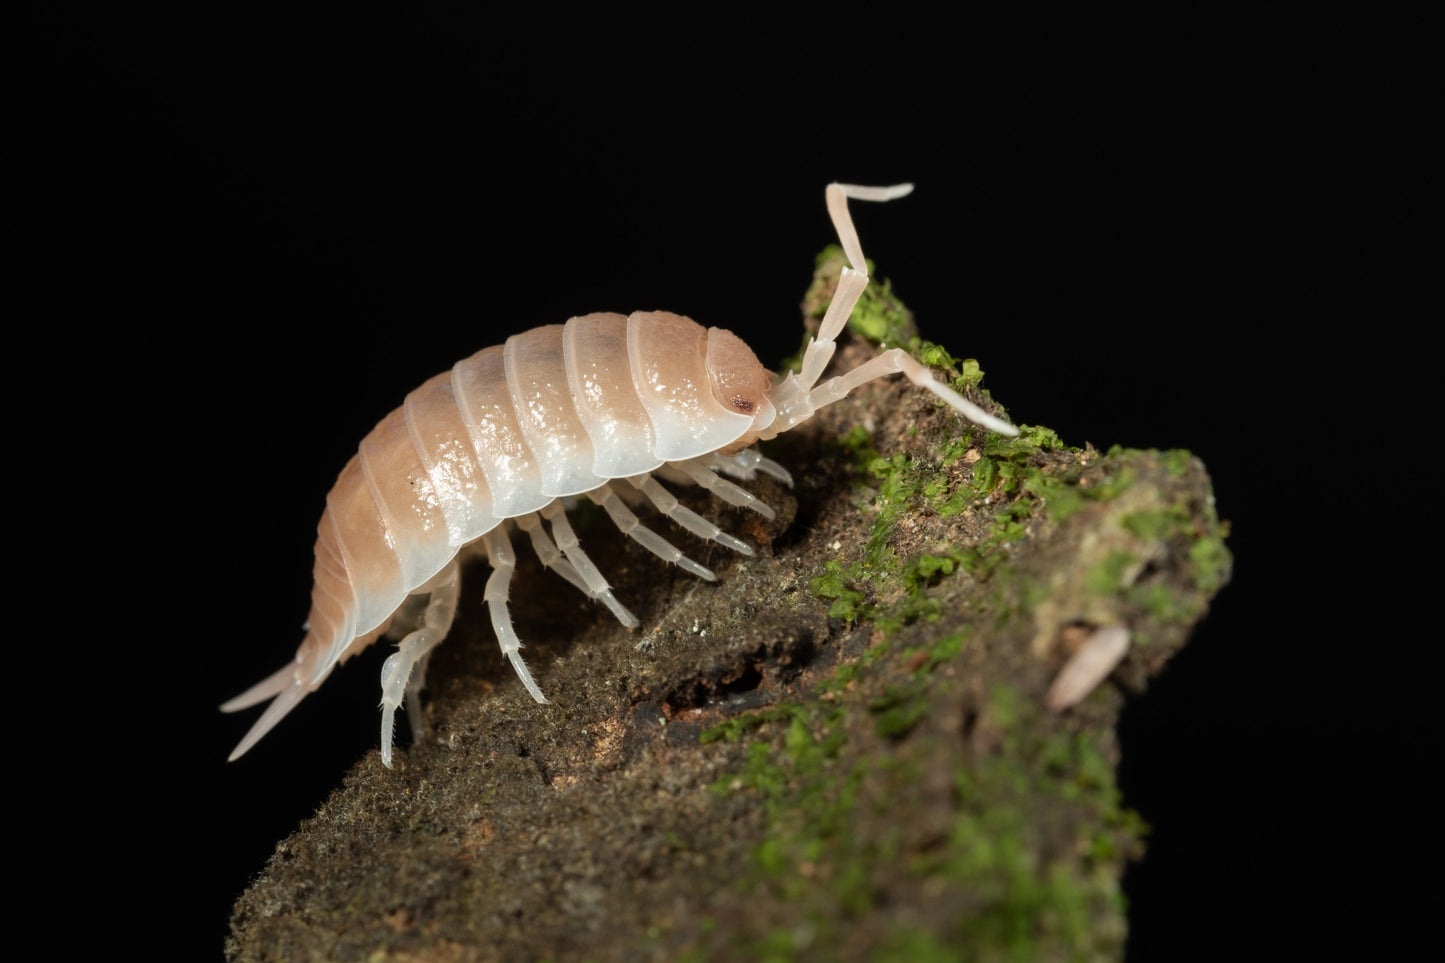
xmin=222 ymin=183 xmax=1019 ymax=767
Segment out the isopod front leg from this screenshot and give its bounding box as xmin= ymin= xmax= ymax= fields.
xmin=378 ymin=561 xmax=461 ymax=768
xmin=626 ymin=475 xmax=753 ymax=558
xmin=668 ymin=460 xmax=778 ymax=520
xmin=587 ymin=480 xmax=723 ymax=581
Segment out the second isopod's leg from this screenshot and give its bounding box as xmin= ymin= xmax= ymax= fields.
xmin=378 ymin=561 xmax=461 ymax=768
xmin=481 ymin=525 xmax=551 ymax=706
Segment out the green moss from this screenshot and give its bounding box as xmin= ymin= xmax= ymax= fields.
xmin=811 ymin=560 xmax=869 ymax=622
xmin=1085 ymin=550 xmax=1140 ymax=597
xmin=1089 ymin=462 xmax=1139 ymax=502
xmin=695 ymin=465 xmax=1197 ymax=959
xmin=862 ymin=451 xmax=921 ymax=571
xmin=700 ymin=703 xmax=811 ymax=746
xmin=1124 ymin=581 xmax=1194 ymax=624
xmin=707 ymin=699 xmax=868 ymax=919
xmin=848 ymin=274 xmax=909 ymax=346
xmin=1120 ymin=508 xmax=1175 ymax=541
xmin=811 ymin=441 xmax=995 ymax=631
xmin=865 ymin=633 xmax=964 ymax=739
xmin=870 ymin=685 xmax=931 ymax=739
xmin=1161 ymin=448 xmax=1193 ymax=476
xmin=1190 ymin=531 xmax=1231 ymax=593
xmin=1012 ymin=468 xmax=1073 ymax=523
xmin=812 ymin=652 xmax=876 ymax=702
xmin=957 ymin=498 xmax=1033 ymax=583
xmin=991 ymin=423 xmax=1068 ymax=455
xmin=874 ymin=926 xmax=965 ymax=962
xmin=834 ymin=422 xmax=874 ymax=456
xmin=703 ymin=658 xmax=1140 ymax=961
xmin=905 ymin=688 xmax=1138 ymax=958
xmin=796 ymin=245 xmax=1041 ymax=636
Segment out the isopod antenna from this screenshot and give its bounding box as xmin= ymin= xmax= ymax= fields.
xmin=767 ymin=183 xmax=1018 ymax=439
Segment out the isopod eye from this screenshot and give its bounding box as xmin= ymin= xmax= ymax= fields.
xmin=705 ymin=327 xmax=771 ymax=420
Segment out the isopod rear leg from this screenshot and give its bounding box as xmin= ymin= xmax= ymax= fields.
xmin=378 ymin=561 xmax=460 ymax=768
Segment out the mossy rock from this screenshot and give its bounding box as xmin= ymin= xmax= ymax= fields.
xmin=227 ymin=252 xmax=1229 ymax=962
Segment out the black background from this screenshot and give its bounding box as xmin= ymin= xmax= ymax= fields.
xmin=23 ymin=8 xmax=1434 ymax=959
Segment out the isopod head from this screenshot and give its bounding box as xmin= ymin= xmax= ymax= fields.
xmin=705 ymin=327 xmax=777 ymax=452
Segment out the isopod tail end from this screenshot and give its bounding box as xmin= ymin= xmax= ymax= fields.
xmin=219 ymin=663 xmax=295 ymax=713
xmin=223 ymin=672 xmax=310 ymax=762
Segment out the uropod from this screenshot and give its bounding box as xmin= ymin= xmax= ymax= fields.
xmin=223 ymin=183 xmax=1019 ymax=767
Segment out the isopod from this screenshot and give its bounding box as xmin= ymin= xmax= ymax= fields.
xmin=222 ymin=183 xmax=1019 ymax=767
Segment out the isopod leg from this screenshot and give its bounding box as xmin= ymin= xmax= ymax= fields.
xmin=481 ymin=526 xmax=551 ymax=706
xmin=539 ymin=502 xmax=640 ymax=628
xmin=514 ymin=511 xmax=592 ymax=598
xmin=668 ymin=460 xmax=776 ymax=520
xmin=378 ymin=562 xmax=461 ymax=768
xmin=706 ymin=449 xmax=793 ymax=486
xmin=625 ymin=476 xmax=752 ymax=558
xmin=587 ymin=482 xmax=721 ymax=581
